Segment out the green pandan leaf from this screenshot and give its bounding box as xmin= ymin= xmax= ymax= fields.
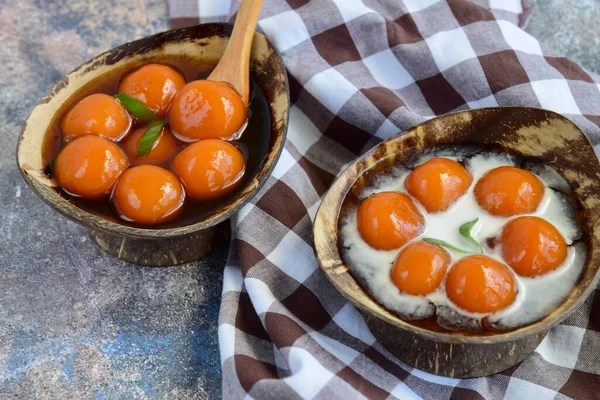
xmin=422 ymin=238 xmax=472 ymax=254
xmin=114 ymin=93 xmax=159 ymax=124
xmin=136 ymin=122 xmax=164 ymax=157
xmin=459 ymin=218 xmax=484 ymax=253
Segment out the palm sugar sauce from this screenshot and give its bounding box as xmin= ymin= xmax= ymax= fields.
xmin=42 ymin=56 xmax=271 ymax=227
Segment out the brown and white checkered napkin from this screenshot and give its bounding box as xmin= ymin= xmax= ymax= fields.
xmin=168 ymin=0 xmax=600 ymax=398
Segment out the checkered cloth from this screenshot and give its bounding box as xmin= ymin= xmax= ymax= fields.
xmin=168 ymin=1 xmax=600 ymax=398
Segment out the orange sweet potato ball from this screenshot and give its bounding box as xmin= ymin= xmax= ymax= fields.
xmin=118 ymin=64 xmax=186 ymax=118
xmin=168 ymin=80 xmax=247 ymax=142
xmin=357 ymin=192 xmax=425 ymax=250
xmin=61 ymin=94 xmax=131 ymax=142
xmin=391 ymin=241 xmax=450 ymax=295
xmin=446 ymin=255 xmax=516 ymax=313
xmin=501 ymin=216 xmax=567 ymax=277
xmin=171 ymin=139 xmax=246 ymax=200
xmin=112 ymin=165 xmax=185 ymax=225
xmin=474 ymin=166 xmax=544 ymax=217
xmin=405 ymin=158 xmax=472 ymax=213
xmin=54 ymin=135 xmax=129 ymax=199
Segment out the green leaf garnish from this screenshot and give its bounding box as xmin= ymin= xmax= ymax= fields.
xmin=114 ymin=93 xmax=159 ymax=124
xmin=459 ymin=218 xmax=484 ymax=253
xmin=422 ymin=238 xmax=472 ymax=254
xmin=136 ymin=122 xmax=164 ymax=157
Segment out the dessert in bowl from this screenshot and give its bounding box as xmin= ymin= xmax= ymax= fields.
xmin=314 ymin=107 xmax=600 ymax=377
xmin=17 ymin=24 xmax=289 ymax=266
xmin=340 ymin=149 xmax=585 ymax=334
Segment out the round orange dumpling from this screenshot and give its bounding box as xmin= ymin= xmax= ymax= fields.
xmin=168 ymin=80 xmax=247 ymax=142
xmin=61 ymin=93 xmax=132 ymax=142
xmin=118 ymin=64 xmax=186 ymax=117
xmin=391 ymin=241 xmax=450 ymax=295
xmin=54 ymin=135 xmax=129 ymax=199
xmin=121 ymin=126 xmax=182 ymax=166
xmin=405 ymin=158 xmax=472 ymax=212
xmin=501 ymin=216 xmax=567 ymax=277
xmin=445 ymin=255 xmax=516 ymax=313
xmin=357 ymin=192 xmax=425 ymax=250
xmin=474 ymin=166 xmax=543 ymax=217
xmin=112 ymin=165 xmax=185 ymax=225
xmin=171 ymin=139 xmax=245 ymax=200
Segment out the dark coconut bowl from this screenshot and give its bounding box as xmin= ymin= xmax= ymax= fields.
xmin=16 ymin=24 xmax=289 ymax=266
xmin=313 ymin=107 xmax=600 ymax=377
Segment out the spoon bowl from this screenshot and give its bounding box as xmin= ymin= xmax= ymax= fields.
xmin=16 ymin=23 xmax=289 ymax=266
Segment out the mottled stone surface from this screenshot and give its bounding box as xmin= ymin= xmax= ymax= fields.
xmin=527 ymin=0 xmax=600 ymax=73
xmin=1 ymin=0 xmax=224 ymax=398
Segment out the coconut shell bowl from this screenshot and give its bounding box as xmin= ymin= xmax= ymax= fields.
xmin=314 ymin=107 xmax=600 ymax=378
xmin=16 ymin=23 xmax=289 ymax=266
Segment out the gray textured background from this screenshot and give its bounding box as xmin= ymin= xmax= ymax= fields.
xmin=0 ymin=0 xmax=598 ymax=399
xmin=527 ymin=0 xmax=600 ymax=74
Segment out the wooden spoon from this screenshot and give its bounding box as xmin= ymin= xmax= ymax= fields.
xmin=207 ymin=0 xmax=264 ymax=106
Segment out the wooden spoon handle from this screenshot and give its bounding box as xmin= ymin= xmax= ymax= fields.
xmin=208 ymin=0 xmax=264 ymax=106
